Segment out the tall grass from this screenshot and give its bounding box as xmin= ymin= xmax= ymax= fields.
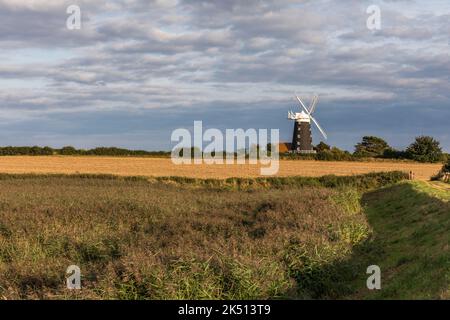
xmin=0 ymin=172 xmax=408 ymax=299
xmin=153 ymin=171 xmax=408 ymax=191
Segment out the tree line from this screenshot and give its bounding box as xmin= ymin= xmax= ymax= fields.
xmin=281 ymin=135 xmax=448 ymax=163
xmin=0 ymin=135 xmax=447 ymax=164
xmin=0 ymin=146 xmax=170 ymax=157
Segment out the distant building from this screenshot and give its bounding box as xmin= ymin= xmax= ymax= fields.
xmin=278 ymin=143 xmax=292 ymax=153
xmin=287 ymin=94 xmax=327 ymax=153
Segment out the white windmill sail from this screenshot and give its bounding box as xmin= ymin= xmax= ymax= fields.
xmin=309 ymin=95 xmax=319 ymax=114
xmin=295 ymin=93 xmax=327 ymax=140
xmin=310 ymin=116 xmax=327 ymax=140
xmin=295 ymin=95 xmax=310 ymax=114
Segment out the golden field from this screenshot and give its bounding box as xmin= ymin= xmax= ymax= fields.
xmin=0 ymin=156 xmax=442 ymax=180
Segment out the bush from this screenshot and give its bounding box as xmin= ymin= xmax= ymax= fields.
xmin=316 ymin=147 xmax=353 ymax=161
xmin=155 ymin=171 xmax=409 ymax=192
xmin=315 ymin=142 xmax=331 ymax=153
xmin=382 ymin=148 xmax=408 ymax=160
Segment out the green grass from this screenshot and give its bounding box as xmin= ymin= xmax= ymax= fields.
xmin=413 ymin=181 xmax=450 ymax=201
xmin=340 ymin=181 xmax=449 ymax=299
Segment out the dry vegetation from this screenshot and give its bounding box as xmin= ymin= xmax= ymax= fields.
xmin=0 ymin=174 xmax=370 ymax=299
xmin=0 ymin=156 xmax=442 ymax=180
xmin=0 ymin=172 xmax=447 ymax=300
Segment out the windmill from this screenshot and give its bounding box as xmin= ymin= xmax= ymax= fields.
xmin=288 ymin=94 xmax=327 ymax=153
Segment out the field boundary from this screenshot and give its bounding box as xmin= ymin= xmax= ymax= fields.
xmin=0 ymin=171 xmax=409 ymax=191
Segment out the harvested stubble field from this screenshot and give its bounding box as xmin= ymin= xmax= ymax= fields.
xmin=0 ymin=156 xmax=442 ymax=180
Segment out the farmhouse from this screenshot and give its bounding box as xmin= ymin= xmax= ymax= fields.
xmin=278 ymin=142 xmax=292 ymax=153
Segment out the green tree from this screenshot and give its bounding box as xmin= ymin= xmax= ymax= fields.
xmin=354 ymin=136 xmax=390 ymax=157
xmin=42 ymin=146 xmax=54 ymax=155
xmin=60 ymin=146 xmax=77 ymax=155
xmin=406 ymin=136 xmax=444 ymax=163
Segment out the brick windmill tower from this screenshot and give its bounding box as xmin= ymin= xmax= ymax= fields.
xmin=288 ymin=94 xmax=327 ymax=153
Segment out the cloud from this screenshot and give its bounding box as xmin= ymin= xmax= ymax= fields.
xmin=0 ymin=0 xmax=449 ymax=151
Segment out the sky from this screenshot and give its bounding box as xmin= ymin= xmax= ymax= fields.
xmin=0 ymin=0 xmax=449 ymax=152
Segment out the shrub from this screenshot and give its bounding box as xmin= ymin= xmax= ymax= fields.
xmin=315 ymin=142 xmax=331 ymax=152
xmin=382 ymin=148 xmax=408 ymax=160
xmin=316 ymin=147 xmax=353 ymax=161
xmin=154 ymin=171 xmax=409 ymax=192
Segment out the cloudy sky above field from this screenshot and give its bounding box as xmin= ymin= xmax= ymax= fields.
xmin=0 ymin=0 xmax=449 ymax=151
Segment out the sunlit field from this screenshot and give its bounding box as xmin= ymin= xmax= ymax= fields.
xmin=0 ymin=172 xmax=448 ymax=299
xmin=0 ymin=156 xmax=441 ymax=180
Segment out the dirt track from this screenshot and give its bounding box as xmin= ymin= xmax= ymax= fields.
xmin=0 ymin=156 xmax=442 ymax=180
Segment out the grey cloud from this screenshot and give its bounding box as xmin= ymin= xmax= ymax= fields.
xmin=0 ymin=0 xmax=449 ymax=151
